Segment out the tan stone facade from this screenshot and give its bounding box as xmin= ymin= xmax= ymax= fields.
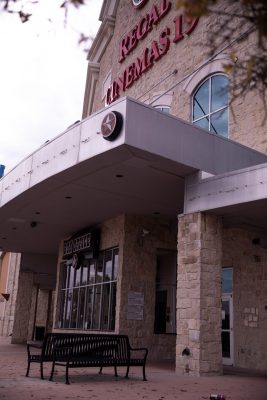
xmin=2 ymin=0 xmax=267 ymax=379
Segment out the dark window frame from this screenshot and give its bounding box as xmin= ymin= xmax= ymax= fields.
xmin=192 ymin=73 xmax=229 ymax=138
xmin=57 ymin=247 xmax=118 ymax=331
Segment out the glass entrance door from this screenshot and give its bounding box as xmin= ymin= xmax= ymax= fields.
xmin=221 ymin=294 xmax=233 ymax=365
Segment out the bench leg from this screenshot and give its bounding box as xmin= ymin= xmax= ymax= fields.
xmin=49 ymin=361 xmax=55 ymax=382
xmin=25 ymin=360 xmax=30 ymax=377
xmin=142 ymin=365 xmax=147 ymax=381
xmin=114 ymin=365 xmax=118 ymax=377
xmin=40 ymin=361 xmax=44 ymax=380
xmin=125 ymin=366 xmax=130 ymax=379
xmin=65 ymin=365 xmax=70 ymax=385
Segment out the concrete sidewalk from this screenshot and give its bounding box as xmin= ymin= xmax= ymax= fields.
xmin=0 ymin=336 xmax=266 ymax=400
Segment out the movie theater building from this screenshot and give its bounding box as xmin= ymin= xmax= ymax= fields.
xmin=1 ymin=0 xmax=267 ymax=376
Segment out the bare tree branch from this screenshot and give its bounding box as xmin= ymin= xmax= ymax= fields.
xmin=0 ymin=0 xmax=92 ymax=49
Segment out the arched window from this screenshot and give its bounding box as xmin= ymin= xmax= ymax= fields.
xmin=192 ymin=74 xmax=229 ymax=138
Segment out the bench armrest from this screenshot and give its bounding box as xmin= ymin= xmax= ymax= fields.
xmin=26 ymin=340 xmax=44 ymax=359
xmin=129 ymin=346 xmax=148 ymax=360
xmin=27 ymin=340 xmax=43 ymax=349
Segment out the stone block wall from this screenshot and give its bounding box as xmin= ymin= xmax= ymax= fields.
xmin=0 ymin=253 xmax=20 ymax=337
xmin=118 ymin=215 xmax=177 ymax=361
xmin=222 ymin=228 xmax=267 ymax=372
xmin=92 ymin=0 xmax=205 ymax=116
xmin=27 ymin=288 xmax=51 ymax=340
xmin=177 ymin=212 xmax=222 ymax=376
xmin=151 ymin=334 xmax=176 ymax=362
xmin=89 ymin=0 xmax=267 ymax=156
xmin=35 ymin=290 xmax=50 ymax=328
xmin=27 ymin=284 xmax=38 ymax=341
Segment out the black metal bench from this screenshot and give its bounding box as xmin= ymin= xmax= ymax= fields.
xmin=49 ymin=333 xmax=148 ymax=384
xmin=27 ymin=332 xmax=148 ymax=384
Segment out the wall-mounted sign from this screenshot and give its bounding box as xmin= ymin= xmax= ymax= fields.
xmin=101 ymin=111 xmax=123 ymax=141
xmin=106 ymin=0 xmax=199 ymax=105
xmin=127 ymin=291 xmax=144 ymax=320
xmin=132 ymin=0 xmax=149 ymax=8
xmin=63 ymin=230 xmax=100 ymax=258
xmin=120 ymin=0 xmax=171 ymax=63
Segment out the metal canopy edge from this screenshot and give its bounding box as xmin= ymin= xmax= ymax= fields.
xmin=0 ymin=97 xmax=266 ymax=254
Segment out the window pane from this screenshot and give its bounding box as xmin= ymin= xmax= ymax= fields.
xmin=81 ymin=262 xmax=89 ymax=286
xmin=70 ymin=288 xmax=79 ymax=328
xmin=193 ymin=79 xmax=209 ymax=120
xmin=113 ymin=249 xmax=119 ymax=280
xmin=222 ymin=300 xmax=230 ymax=330
xmin=154 ymin=290 xmax=167 ymax=334
xmin=96 ymin=257 xmax=104 ymax=283
xmin=69 ymin=267 xmax=75 ymax=288
xmin=74 ymin=267 xmax=81 ymax=287
xmin=77 ymin=287 xmax=86 ymax=329
xmin=211 ymin=75 xmax=228 ymax=112
xmin=64 ymin=290 xmax=72 ymax=328
xmin=109 ymin=282 xmax=117 ymax=330
xmin=154 ymin=253 xmax=176 ymax=334
xmin=222 ymin=268 xmax=233 ymax=293
xmin=210 ymin=108 xmax=228 ymax=137
xmin=89 ymin=261 xmax=96 ymax=284
xmin=101 ymin=283 xmax=110 ymax=330
xmin=84 ymin=287 xmax=93 ymax=329
xmin=221 ymin=331 xmax=231 ymax=358
xmin=194 ymin=117 xmax=209 ymax=131
xmin=92 ymin=286 xmax=101 ymax=329
xmin=58 ymin=290 xmax=67 ymax=328
xmin=104 ymin=250 xmax=112 ymax=282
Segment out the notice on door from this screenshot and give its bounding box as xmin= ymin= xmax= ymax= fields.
xmin=127 ymin=291 xmax=144 ymax=320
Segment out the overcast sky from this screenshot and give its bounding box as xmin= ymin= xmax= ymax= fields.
xmin=0 ymin=0 xmax=101 ymax=172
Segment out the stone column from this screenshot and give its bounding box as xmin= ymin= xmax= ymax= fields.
xmin=0 ymin=253 xmax=20 ymax=337
xmin=176 ymin=212 xmax=222 ymax=376
xmin=12 ymin=271 xmax=34 ymax=343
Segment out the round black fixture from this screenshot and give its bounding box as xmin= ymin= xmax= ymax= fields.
xmin=101 ymin=111 xmax=123 ymax=141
